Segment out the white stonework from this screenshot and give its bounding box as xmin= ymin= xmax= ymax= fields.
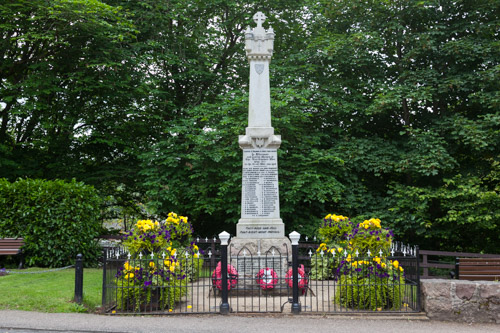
xmin=236 ymin=12 xmax=284 ymax=239
xmin=239 ymin=12 xmax=281 ymax=150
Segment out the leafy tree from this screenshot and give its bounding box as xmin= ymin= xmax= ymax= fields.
xmin=2 ymin=0 xmax=498 ymax=253
xmin=307 ymin=0 xmax=500 ymax=251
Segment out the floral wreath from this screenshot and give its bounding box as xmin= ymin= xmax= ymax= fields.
xmin=255 ymin=268 xmax=278 ymax=290
xmin=285 ymin=264 xmax=308 ymax=290
xmin=212 ymin=262 xmax=238 ymax=290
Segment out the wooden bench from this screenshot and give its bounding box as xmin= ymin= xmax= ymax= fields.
xmin=456 ymin=258 xmax=500 ymax=281
xmin=0 ymin=238 xmax=25 ymax=269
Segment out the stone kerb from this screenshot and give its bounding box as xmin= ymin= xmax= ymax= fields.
xmin=421 ymin=279 xmax=500 ymax=323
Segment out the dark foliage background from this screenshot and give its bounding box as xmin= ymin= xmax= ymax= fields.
xmin=1 ymin=0 xmax=499 ymax=253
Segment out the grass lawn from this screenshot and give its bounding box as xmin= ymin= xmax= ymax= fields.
xmin=0 ymin=267 xmax=102 ymax=313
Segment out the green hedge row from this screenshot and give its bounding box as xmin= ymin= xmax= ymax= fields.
xmin=0 ymin=178 xmax=102 ymax=267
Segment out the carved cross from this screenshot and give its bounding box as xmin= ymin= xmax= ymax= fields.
xmin=253 ymin=12 xmax=266 ymax=27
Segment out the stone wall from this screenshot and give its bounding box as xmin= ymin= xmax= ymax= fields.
xmin=421 ymin=279 xmax=500 ymax=323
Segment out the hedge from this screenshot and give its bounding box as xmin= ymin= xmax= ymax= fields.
xmin=0 ymin=178 xmax=103 ymax=267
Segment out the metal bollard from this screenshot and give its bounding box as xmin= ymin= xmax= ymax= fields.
xmin=74 ymin=253 xmax=83 ymax=304
xmin=289 ymin=231 xmax=301 ymax=314
xmin=219 ymin=231 xmax=230 ymax=314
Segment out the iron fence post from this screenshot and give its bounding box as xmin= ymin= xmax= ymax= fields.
xmin=416 ymin=246 xmax=421 ymax=312
xmin=74 ymin=253 xmax=83 ymax=304
xmin=289 ymin=231 xmax=301 ymax=314
xmin=219 ymin=231 xmax=230 ymax=314
xmin=211 ymin=238 xmax=216 ymax=269
xmin=101 ymin=249 xmax=107 ymax=309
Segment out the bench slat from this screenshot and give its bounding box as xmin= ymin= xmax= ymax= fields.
xmin=460 ymin=271 xmax=500 ymax=275
xmin=460 ymin=275 xmax=500 ymax=281
xmin=460 ymin=265 xmax=500 ymax=270
xmin=459 ymin=258 xmax=500 ymax=263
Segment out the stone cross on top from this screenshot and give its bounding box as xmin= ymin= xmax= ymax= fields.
xmin=253 ymin=12 xmax=266 ymax=27
xmin=245 ymin=11 xmax=274 ymax=60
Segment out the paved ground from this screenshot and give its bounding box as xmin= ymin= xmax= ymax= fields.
xmin=0 ymin=311 xmax=499 ymax=333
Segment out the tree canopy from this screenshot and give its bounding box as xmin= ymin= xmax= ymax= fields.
xmin=1 ymin=0 xmax=499 ymax=252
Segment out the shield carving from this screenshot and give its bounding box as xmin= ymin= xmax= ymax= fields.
xmin=255 ymin=64 xmax=264 ymax=75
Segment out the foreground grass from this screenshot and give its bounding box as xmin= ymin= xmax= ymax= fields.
xmin=0 ymin=267 xmax=102 ymax=313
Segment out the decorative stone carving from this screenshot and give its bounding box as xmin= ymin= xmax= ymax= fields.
xmin=244 ymin=12 xmax=274 ymax=60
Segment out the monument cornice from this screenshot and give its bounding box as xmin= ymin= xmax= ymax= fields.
xmin=246 ymin=55 xmax=273 ymax=61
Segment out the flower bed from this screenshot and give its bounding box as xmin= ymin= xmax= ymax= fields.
xmin=113 ymin=212 xmax=201 ymax=312
xmin=311 ymin=213 xmax=408 ymax=310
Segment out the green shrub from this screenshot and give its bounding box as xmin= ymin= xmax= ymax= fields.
xmin=0 ymin=178 xmax=102 ymax=267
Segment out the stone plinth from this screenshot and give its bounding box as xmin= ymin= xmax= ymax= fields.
xmin=228 ymin=237 xmax=291 ymax=295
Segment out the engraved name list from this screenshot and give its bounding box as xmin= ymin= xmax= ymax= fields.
xmin=241 ymin=149 xmax=280 ymax=219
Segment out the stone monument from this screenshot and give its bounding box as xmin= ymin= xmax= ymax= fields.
xmin=230 ymin=12 xmax=291 ymax=289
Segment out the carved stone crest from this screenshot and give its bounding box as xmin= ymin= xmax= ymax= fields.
xmin=255 ymin=64 xmax=264 ymax=75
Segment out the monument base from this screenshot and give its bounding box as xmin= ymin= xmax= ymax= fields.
xmin=236 ymin=219 xmax=284 ymax=238
xmin=228 ymin=236 xmax=291 ymax=295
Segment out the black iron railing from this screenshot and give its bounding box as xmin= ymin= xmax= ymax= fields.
xmin=299 ymin=245 xmax=420 ymax=313
xmin=101 ymin=235 xmax=420 ymax=314
xmin=102 ymin=246 xmax=222 ymax=314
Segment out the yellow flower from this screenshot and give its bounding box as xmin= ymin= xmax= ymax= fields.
xmin=193 ymin=245 xmax=199 ymax=251
xmin=112 ymin=310 xmax=116 ymax=314
xmin=373 ymin=256 xmax=381 ymax=264
xmin=346 ymin=254 xmax=352 ymax=262
xmin=124 ymin=261 xmax=131 ymax=271
xmin=124 ymin=273 xmax=134 ymax=280
xmin=317 ymin=243 xmax=327 ymax=252
xmin=169 ymin=265 xmax=176 ymax=272
xmin=187 ymin=305 xmax=192 ymax=309
xmin=337 ymin=247 xmax=343 ymax=253
xmin=392 ymin=260 xmax=399 ymax=269
xmin=194 ymin=253 xmax=199 ymax=258
xmin=169 ymin=309 xmax=173 ymax=312
xmin=381 ymin=262 xmax=387 ymax=269
xmin=164 ymin=259 xmax=171 ymax=267
xmin=149 ymin=261 xmax=155 ymax=268
xmin=325 ymin=214 xmax=332 ymax=219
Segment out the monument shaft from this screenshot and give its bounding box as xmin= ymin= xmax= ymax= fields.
xmin=237 ymin=12 xmax=284 ymax=239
